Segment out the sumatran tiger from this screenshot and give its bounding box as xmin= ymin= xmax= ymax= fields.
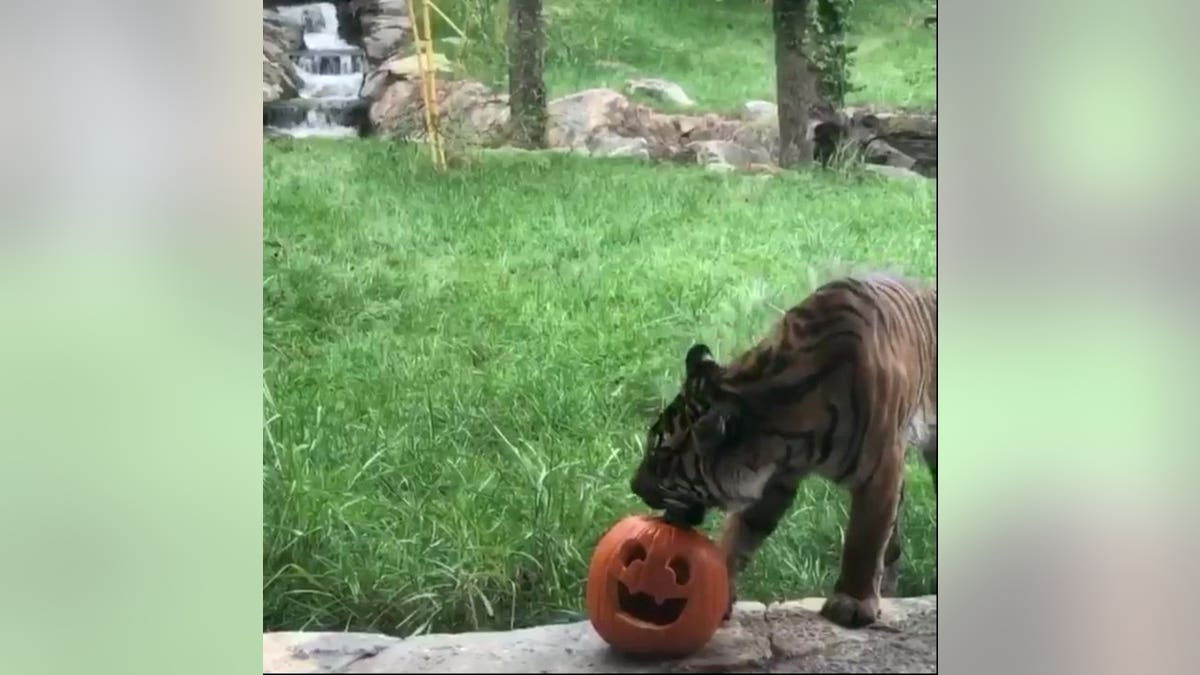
xmin=629 ymin=273 xmax=936 ymax=629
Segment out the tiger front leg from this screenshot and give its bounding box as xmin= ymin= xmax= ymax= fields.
xmin=821 ymin=456 xmax=904 ymax=628
xmin=718 ymin=477 xmax=801 ymax=622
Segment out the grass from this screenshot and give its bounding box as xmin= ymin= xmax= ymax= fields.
xmin=262 ymin=141 xmax=937 ymax=635
xmin=433 ymin=0 xmax=936 ymax=112
xmin=263 ymin=0 xmax=937 ymax=638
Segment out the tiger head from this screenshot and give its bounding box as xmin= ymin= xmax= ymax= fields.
xmin=629 ymin=343 xmax=748 ymax=526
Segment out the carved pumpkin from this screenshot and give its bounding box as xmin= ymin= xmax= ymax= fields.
xmin=585 ymin=514 xmax=729 ymax=657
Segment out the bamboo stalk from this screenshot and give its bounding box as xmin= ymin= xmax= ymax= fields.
xmin=405 ymin=0 xmax=445 ymax=171
xmin=426 ymin=1 xmax=467 ymax=40
xmin=422 ymin=0 xmax=446 ymax=170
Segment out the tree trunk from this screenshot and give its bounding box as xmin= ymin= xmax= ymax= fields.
xmin=508 ymin=0 xmax=546 ymax=148
xmin=773 ymin=0 xmax=814 ymax=167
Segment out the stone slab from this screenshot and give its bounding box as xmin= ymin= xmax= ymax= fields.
xmin=263 ymin=597 xmax=936 ymax=673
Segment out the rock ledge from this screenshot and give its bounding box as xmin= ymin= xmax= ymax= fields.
xmin=264 ymin=596 xmax=936 ymax=673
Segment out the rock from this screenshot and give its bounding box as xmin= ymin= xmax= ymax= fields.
xmin=546 ymin=88 xmax=631 ymax=150
xmin=441 ymin=81 xmax=511 ymax=145
xmin=842 ymin=108 xmax=937 ymax=176
xmin=263 ymin=632 xmax=402 ymax=673
xmin=263 ymin=55 xmax=299 ymax=103
xmin=264 ymin=10 xmax=304 ymax=53
xmin=370 ymin=78 xmax=510 ymax=146
xmin=625 ymin=78 xmax=695 ymax=108
xmin=368 ymin=78 xmax=423 ymax=134
xmin=353 ymin=0 xmax=414 ymax=65
xmin=588 ymin=133 xmax=651 ymax=161
xmin=863 ymin=139 xmax=918 ymax=170
xmin=742 ymin=100 xmax=777 ymax=122
xmin=359 ymin=75 xmax=932 ymax=175
xmin=766 ymin=597 xmax=937 ymax=673
xmin=863 ymin=164 xmax=929 ymax=181
xmin=358 ymin=69 xmax=391 ymax=101
xmin=262 ymin=11 xmax=304 ymax=102
xmin=381 ymin=52 xmax=454 ymax=79
xmin=542 ymin=88 xmax=784 ymax=167
xmin=600 ymin=106 xmax=736 ymax=161
xmin=262 ymin=597 xmax=936 ymax=673
xmin=730 ymin=116 xmax=780 ymax=164
xmin=360 ymin=52 xmax=453 ymax=100
xmin=843 ymin=107 xmax=937 ymax=138
xmin=689 ymin=140 xmax=771 ymax=170
xmin=265 ymin=98 xmax=370 ymax=131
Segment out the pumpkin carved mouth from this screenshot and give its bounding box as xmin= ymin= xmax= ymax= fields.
xmin=616 ymin=581 xmax=687 ymax=625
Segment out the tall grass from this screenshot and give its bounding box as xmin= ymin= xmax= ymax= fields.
xmin=263 ymin=141 xmax=936 ymax=635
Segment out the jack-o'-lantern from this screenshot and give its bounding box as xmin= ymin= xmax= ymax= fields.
xmin=584 ymin=514 xmax=729 ymax=657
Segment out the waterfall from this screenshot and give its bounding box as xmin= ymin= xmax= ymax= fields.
xmin=266 ymin=3 xmax=367 ymax=139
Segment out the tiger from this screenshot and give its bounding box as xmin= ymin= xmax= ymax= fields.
xmin=629 ymin=272 xmax=936 ymax=629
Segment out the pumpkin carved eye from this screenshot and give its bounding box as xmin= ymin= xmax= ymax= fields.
xmin=621 ymin=541 xmax=647 ymax=565
xmin=668 ymin=557 xmax=690 ymax=585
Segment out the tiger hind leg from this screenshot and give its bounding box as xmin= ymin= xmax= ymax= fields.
xmin=879 ymin=481 xmax=905 ymax=597
xmin=923 ymin=426 xmax=937 ymax=593
xmin=821 ymin=441 xmax=904 ymax=628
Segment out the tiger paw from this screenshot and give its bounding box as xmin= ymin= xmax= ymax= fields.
xmin=820 ymin=592 xmax=880 ymax=628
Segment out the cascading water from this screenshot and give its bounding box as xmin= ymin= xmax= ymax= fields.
xmin=265 ymin=3 xmax=368 ymax=138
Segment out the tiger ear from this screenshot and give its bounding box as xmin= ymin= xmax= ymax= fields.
xmin=684 ymin=343 xmax=724 ymax=398
xmin=685 ymin=343 xmax=717 ymax=379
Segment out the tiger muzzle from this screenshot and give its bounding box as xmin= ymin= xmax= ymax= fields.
xmin=629 ymin=473 xmax=666 ymax=509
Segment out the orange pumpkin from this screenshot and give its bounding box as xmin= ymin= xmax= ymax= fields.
xmin=584 ymin=514 xmax=729 ymax=657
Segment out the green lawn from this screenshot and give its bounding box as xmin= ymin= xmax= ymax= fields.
xmin=263 ymin=0 xmax=937 ymax=637
xmin=263 ymin=141 xmax=936 ymax=635
xmin=436 ymin=0 xmax=936 ymax=112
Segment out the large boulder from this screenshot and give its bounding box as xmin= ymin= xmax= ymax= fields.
xmin=370 ymin=78 xmax=510 ymax=147
xmin=352 ymin=0 xmax=414 ymax=65
xmin=841 ymin=107 xmax=938 ymax=177
xmin=545 ymin=88 xmax=630 ymax=151
xmin=359 ymin=51 xmax=453 ymax=100
xmin=263 ymin=10 xmax=304 ymax=102
xmin=262 ymin=596 xmax=937 ymax=673
xmin=545 ymin=88 xmax=776 ymax=167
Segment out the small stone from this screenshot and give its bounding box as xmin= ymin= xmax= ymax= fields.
xmin=742 ymin=100 xmax=777 ymax=122
xmin=625 ymin=78 xmax=695 ymax=108
xmin=588 ymin=134 xmax=650 ymax=161
xmin=381 ymin=53 xmax=453 ymax=79
xmin=689 ymin=140 xmax=770 ymax=170
xmin=863 ymin=164 xmax=929 ymax=181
